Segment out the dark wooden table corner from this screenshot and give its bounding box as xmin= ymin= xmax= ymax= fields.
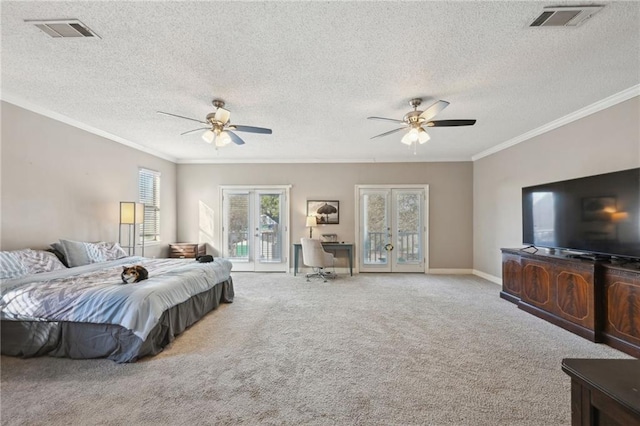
xmin=562 ymin=358 xmax=640 ymax=426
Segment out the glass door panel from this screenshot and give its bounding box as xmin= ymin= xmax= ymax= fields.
xmin=392 ymin=189 xmax=424 ymax=273
xmin=360 ymin=190 xmax=391 ymax=272
xmin=224 ymin=192 xmax=251 ymax=262
xmin=256 ymin=191 xmax=284 ymax=268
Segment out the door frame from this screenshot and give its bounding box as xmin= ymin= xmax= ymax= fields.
xmin=219 ymin=185 xmax=291 ymax=272
xmin=354 ymin=184 xmax=430 ymax=274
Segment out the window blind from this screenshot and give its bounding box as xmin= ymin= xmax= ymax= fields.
xmin=138 ymin=168 xmax=161 ymax=242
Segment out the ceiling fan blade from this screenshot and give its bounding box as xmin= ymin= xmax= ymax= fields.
xmin=418 ymin=100 xmax=450 ymax=121
xmin=426 ymin=119 xmax=477 ymax=127
xmin=157 ymin=111 xmax=207 ymax=124
xmin=370 ymin=127 xmax=407 ymax=139
xmin=214 ymin=107 xmax=231 ymax=124
xmin=226 ymin=130 xmax=245 ymax=145
xmin=367 ymin=116 xmax=405 ymax=124
xmin=180 ymin=127 xmax=210 ymax=136
xmin=231 ymin=125 xmax=273 ymax=134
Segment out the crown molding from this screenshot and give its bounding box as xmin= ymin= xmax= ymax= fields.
xmin=175 ymin=156 xmax=470 ymax=164
xmin=0 ymin=94 xmax=177 ymax=163
xmin=471 ymin=85 xmax=640 ymax=161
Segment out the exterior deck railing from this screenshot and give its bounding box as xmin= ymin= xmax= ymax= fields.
xmin=228 ymin=229 xmax=281 ymax=261
xmin=364 ymin=231 xmax=420 ymax=264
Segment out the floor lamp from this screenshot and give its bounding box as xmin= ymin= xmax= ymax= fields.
xmin=119 ymin=202 xmax=145 ymax=256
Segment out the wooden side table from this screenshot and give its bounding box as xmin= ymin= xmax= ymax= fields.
xmin=169 ymin=243 xmax=205 ymax=259
xmin=562 ymin=358 xmax=640 ymax=426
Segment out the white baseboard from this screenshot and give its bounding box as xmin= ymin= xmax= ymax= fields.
xmin=472 ymin=269 xmax=502 ymax=285
xmin=290 ymin=267 xmax=503 ymax=286
xmin=292 ymin=267 xmax=353 ymax=275
xmin=428 ymin=268 xmax=503 ymax=284
xmin=427 ymin=268 xmax=473 ymax=274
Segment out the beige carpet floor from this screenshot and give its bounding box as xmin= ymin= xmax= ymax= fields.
xmin=0 ymin=272 xmax=630 ymax=425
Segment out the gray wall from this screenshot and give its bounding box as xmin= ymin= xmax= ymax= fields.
xmin=1 ymin=102 xmax=177 ymax=257
xmin=473 ymin=96 xmax=640 ymax=279
xmin=7 ymin=94 xmax=635 ymax=276
xmin=177 ymin=162 xmax=473 ymax=270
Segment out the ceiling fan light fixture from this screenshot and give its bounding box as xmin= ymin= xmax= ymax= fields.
xmin=159 ymin=98 xmax=272 ymax=147
xmin=418 ymin=129 xmax=430 ymax=144
xmin=369 ymin=97 xmax=475 ymax=153
xmin=400 ymin=127 xmax=421 ymax=145
xmin=216 ymin=131 xmax=232 ymax=147
xmin=202 ymin=129 xmax=215 ymax=143
xmin=400 ymin=132 xmax=414 ymax=145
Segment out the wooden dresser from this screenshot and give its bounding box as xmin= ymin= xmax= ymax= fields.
xmin=169 ymin=243 xmax=205 ymax=259
xmin=501 ymin=248 xmax=640 ymax=357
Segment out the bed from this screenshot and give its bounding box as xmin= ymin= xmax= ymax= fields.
xmin=1 ymin=248 xmax=233 ymax=363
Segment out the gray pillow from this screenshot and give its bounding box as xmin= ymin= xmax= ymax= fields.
xmin=58 ymin=239 xmax=91 ymax=267
xmin=48 ymin=243 xmax=69 ymax=267
xmin=57 ymin=239 xmax=129 ymax=267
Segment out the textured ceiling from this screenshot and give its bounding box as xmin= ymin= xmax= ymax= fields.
xmin=2 ymin=1 xmax=639 ymax=163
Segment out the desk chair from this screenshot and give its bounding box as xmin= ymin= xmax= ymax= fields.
xmin=300 ymin=238 xmax=335 ymax=282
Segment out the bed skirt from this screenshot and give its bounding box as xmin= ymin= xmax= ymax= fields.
xmin=1 ymin=277 xmax=234 ymax=363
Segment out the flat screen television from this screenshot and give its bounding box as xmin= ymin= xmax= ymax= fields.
xmin=522 ymin=168 xmax=640 ymax=260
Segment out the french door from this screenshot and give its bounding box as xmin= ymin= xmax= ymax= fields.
xmin=357 ymin=186 xmax=428 ymax=273
xmin=221 ymin=186 xmax=290 ymax=272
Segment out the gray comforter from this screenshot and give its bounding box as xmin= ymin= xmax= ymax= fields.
xmin=1 ymin=256 xmax=233 ymax=340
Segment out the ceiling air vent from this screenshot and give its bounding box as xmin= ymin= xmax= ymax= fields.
xmin=529 ymin=6 xmax=604 ymax=27
xmin=26 ymin=19 xmax=100 ymax=38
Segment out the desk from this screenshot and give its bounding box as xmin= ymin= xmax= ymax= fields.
xmin=562 ymin=358 xmax=640 ymax=426
xmin=293 ymin=243 xmax=354 ymax=276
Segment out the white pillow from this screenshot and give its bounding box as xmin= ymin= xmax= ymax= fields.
xmin=22 ymin=249 xmax=67 ymax=274
xmin=85 ymin=241 xmax=128 ymax=263
xmin=0 ymin=251 xmax=29 ymax=280
xmin=0 ymin=249 xmax=66 ymax=280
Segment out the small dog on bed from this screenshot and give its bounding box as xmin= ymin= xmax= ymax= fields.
xmin=121 ymin=265 xmax=149 ymax=284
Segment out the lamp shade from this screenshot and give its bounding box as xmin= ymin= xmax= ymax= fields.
xmin=202 ymin=129 xmax=215 ymax=144
xmin=120 ymin=202 xmax=144 ymax=224
xmin=306 ymin=216 xmax=317 ymax=227
xmin=401 ymin=128 xmax=419 ymax=145
xmin=217 ymin=131 xmax=232 ymax=147
xmin=418 ymin=129 xmax=431 ymax=144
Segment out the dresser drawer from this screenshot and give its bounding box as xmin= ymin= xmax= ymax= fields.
xmin=169 ymin=243 xmax=205 ymax=259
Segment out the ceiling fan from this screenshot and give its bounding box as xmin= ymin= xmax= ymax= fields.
xmin=368 ymin=98 xmax=476 ymax=150
xmin=157 ymin=99 xmax=272 ymax=148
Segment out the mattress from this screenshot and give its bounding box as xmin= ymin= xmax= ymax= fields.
xmin=1 ymin=257 xmax=234 ymax=362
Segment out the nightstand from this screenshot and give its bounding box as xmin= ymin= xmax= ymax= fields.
xmin=169 ymin=243 xmax=205 ymax=259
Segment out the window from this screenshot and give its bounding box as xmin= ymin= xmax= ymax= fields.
xmin=138 ymin=168 xmax=160 ymax=242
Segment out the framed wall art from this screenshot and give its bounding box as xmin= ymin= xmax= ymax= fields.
xmin=307 ymin=200 xmax=339 ymax=224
